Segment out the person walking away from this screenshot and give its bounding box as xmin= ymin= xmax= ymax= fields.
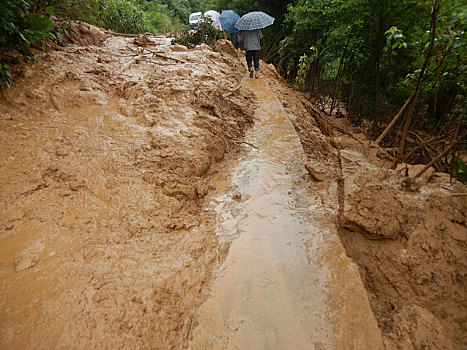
xmin=238 ymin=29 xmax=263 ymax=78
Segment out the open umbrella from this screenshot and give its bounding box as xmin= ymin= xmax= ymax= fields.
xmin=204 ymin=10 xmax=221 ymax=29
xmin=219 ymin=10 xmax=240 ymax=33
xmin=234 ymin=11 xmax=274 ymax=31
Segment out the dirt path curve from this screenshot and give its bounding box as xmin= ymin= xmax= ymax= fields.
xmin=189 ymin=77 xmax=383 ymax=349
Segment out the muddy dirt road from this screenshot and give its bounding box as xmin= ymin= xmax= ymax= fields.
xmin=190 ymin=78 xmax=382 ymax=349
xmin=0 ymin=22 xmax=466 ymax=350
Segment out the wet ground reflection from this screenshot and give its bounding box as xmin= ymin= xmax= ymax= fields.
xmin=190 ymin=78 xmax=382 ymax=349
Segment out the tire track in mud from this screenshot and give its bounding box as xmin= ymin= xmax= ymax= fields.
xmin=189 ymin=77 xmax=383 ymax=349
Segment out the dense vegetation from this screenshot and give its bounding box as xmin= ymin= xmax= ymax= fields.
xmin=0 ymin=0 xmax=55 ymax=86
xmin=1 ymin=0 xmax=465 ymax=177
xmin=278 ymin=0 xmax=465 ymax=175
xmin=280 ymin=1 xmax=465 ymax=131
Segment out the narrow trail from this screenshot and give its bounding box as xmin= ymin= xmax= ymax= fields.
xmin=189 ymin=77 xmax=383 ymax=349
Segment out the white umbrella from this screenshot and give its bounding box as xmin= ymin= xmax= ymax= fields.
xmin=204 ymin=10 xmax=221 ymax=29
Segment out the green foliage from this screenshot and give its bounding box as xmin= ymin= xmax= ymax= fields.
xmin=0 ymin=0 xmax=55 ymax=56
xmin=0 ymin=0 xmax=55 ymax=87
xmin=137 ymin=0 xmax=181 ymax=34
xmin=385 ymin=26 xmax=407 ymax=50
xmin=451 ymin=156 xmax=467 ymax=183
xmin=296 ymin=53 xmax=312 ymax=89
xmin=280 ymin=0 xmax=466 ymax=135
xmin=98 ymin=0 xmax=148 ymax=34
xmin=171 ymin=16 xmax=222 ymax=48
xmin=0 ymin=64 xmax=12 ymax=88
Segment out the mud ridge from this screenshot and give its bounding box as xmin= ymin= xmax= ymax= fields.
xmin=0 ymin=23 xmax=256 ymax=349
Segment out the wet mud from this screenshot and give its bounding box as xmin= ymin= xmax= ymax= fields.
xmin=0 ymin=21 xmax=466 ymax=350
xmin=263 ymin=66 xmax=467 ymax=350
xmin=0 ymin=27 xmax=255 ymax=349
xmin=189 ymin=78 xmax=382 ymax=349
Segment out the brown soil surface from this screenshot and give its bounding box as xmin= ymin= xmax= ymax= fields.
xmin=0 ymin=25 xmax=255 ymax=349
xmin=264 ymin=67 xmax=467 ymax=349
xmin=1 ymin=21 xmax=466 ymax=350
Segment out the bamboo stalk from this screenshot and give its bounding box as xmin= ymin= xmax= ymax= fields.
xmin=375 ymin=93 xmax=414 ymax=145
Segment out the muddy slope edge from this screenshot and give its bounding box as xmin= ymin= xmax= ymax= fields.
xmin=262 ymin=64 xmax=467 ymax=350
xmin=0 ymin=25 xmax=255 ymax=349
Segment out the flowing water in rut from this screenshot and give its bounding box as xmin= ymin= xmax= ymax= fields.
xmin=190 ymin=78 xmax=383 ymax=350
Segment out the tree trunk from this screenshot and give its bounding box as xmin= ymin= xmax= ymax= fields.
xmin=392 ymin=0 xmax=440 ymax=169
xmin=309 ymin=29 xmax=329 ymax=101
xmin=309 ymin=62 xmax=318 ymax=100
xmin=373 ymin=0 xmax=387 ymax=123
xmin=414 ymin=142 xmax=457 ymax=178
xmin=330 ymin=38 xmax=350 ymax=115
xmin=433 ymin=49 xmax=441 ymax=118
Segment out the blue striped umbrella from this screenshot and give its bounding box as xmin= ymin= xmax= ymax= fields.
xmin=219 ymin=10 xmax=240 ymax=33
xmin=234 ymin=11 xmax=275 ymax=31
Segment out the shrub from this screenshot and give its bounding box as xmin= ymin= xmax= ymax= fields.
xmin=98 ymin=0 xmax=148 ymax=34
xmin=0 ymin=0 xmax=55 ymax=87
xmin=171 ymin=16 xmax=222 ymax=49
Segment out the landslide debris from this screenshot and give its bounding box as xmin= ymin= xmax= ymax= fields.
xmin=0 ymin=22 xmax=254 ymax=349
xmin=0 ymin=19 xmax=465 ymax=350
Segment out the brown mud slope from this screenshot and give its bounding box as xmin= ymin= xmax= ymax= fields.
xmin=0 ymin=23 xmax=255 ymax=349
xmin=263 ymin=66 xmax=467 ymax=350
xmin=1 ymin=20 xmax=466 ymax=350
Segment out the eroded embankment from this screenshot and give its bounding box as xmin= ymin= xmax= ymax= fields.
xmin=263 ymin=65 xmax=467 ymax=350
xmin=0 ymin=23 xmax=255 ymax=349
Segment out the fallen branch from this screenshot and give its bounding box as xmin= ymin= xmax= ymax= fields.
xmin=414 ymin=142 xmax=457 ymax=178
xmin=138 ymin=58 xmax=179 ymax=66
xmin=303 ymin=99 xmax=361 ymax=136
xmin=103 ymin=30 xmax=140 ymax=37
xmin=223 ymin=84 xmax=242 ymax=98
xmin=143 ymin=48 xmax=188 ymax=64
xmin=376 ymin=93 xmax=414 ymax=145
xmin=302 ymin=100 xmax=337 ymax=136
xmin=410 ymin=131 xmax=442 ymax=171
xmin=117 ymin=53 xmax=144 ymax=74
xmin=401 ymin=135 xmax=445 ymax=163
xmin=233 ymin=141 xmax=258 ymax=149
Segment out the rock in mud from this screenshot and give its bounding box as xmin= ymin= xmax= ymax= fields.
xmin=337 ymin=149 xmax=466 ymax=348
xmin=384 ymin=305 xmax=457 ymax=350
xmin=163 ymin=183 xmax=198 ymax=200
xmin=339 ymin=149 xmax=405 ymax=239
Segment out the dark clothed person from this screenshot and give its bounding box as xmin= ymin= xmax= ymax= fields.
xmin=246 ymin=51 xmax=260 ymax=72
xmin=230 ymin=33 xmax=239 ymax=49
xmin=238 ymin=29 xmax=263 ymax=77
xmin=238 ymin=29 xmax=262 ymax=51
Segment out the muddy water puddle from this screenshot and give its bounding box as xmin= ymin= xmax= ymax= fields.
xmin=190 ymin=78 xmax=383 ymax=349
